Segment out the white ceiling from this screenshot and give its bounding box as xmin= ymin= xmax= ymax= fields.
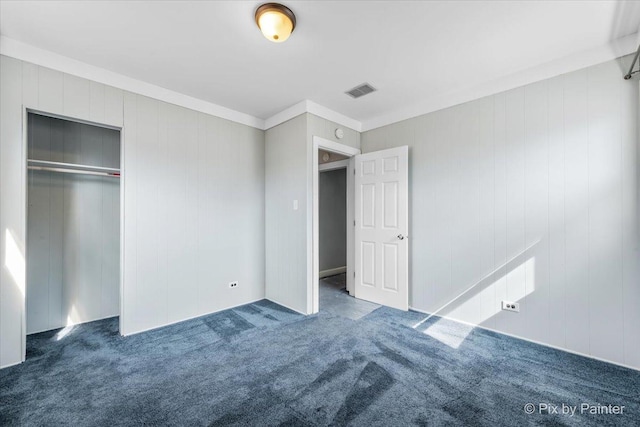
xmin=1 ymin=1 xmax=640 ymax=130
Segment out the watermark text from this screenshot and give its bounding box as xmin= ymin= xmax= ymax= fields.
xmin=524 ymin=403 xmax=625 ymax=417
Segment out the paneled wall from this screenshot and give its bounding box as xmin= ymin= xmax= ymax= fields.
xmin=0 ymin=55 xmax=124 ymax=367
xmin=265 ymin=115 xmax=308 ymax=313
xmin=265 ymin=113 xmax=360 ymax=314
xmin=361 ymin=57 xmax=640 ymax=369
xmin=122 ymin=94 xmax=265 ymax=334
xmin=0 ymin=55 xmax=265 ymax=367
xmin=27 ymin=114 xmax=120 ymax=334
xmin=307 ymin=113 xmax=360 ymax=150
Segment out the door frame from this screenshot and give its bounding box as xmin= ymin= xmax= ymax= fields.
xmin=21 ymin=107 xmax=125 ymax=362
xmin=310 ymin=136 xmax=360 ymax=314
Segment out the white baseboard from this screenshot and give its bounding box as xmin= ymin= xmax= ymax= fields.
xmin=27 ymin=313 xmax=119 ymax=336
xmin=408 ymin=306 xmax=640 ymax=372
xmin=121 ymin=298 xmax=264 ymax=337
xmin=264 ymin=298 xmax=309 ymax=315
xmin=319 ymin=266 xmax=347 ymax=278
xmin=0 ymin=359 xmax=23 ymax=370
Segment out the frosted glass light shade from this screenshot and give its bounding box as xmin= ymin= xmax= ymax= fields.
xmin=255 ymin=3 xmax=296 ymax=43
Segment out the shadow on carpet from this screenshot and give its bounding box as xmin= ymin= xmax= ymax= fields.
xmin=1 ymin=299 xmax=639 ymax=426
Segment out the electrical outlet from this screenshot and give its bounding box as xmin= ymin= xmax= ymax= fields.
xmin=502 ymin=301 xmax=520 ymax=312
xmin=229 ymin=281 xmax=238 ymax=289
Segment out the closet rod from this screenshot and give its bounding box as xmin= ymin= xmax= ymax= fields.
xmin=624 ymin=44 xmax=640 ymax=80
xmin=28 ymin=166 xmax=120 ymax=178
xmin=27 ymin=159 xmax=120 ymax=178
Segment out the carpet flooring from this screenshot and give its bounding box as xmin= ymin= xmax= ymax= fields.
xmin=1 ymin=277 xmax=639 ymax=426
xmin=319 ymin=274 xmax=379 ymax=320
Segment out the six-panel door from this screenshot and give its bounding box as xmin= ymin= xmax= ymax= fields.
xmin=354 ymin=146 xmax=408 ymax=310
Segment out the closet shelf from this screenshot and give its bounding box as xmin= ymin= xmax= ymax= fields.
xmin=27 ymin=159 xmax=120 ymax=178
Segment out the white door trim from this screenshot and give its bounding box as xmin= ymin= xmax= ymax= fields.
xmin=310 ymin=136 xmax=360 ymax=314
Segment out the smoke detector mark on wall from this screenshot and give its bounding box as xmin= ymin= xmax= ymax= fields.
xmin=345 ymin=83 xmax=377 ymax=99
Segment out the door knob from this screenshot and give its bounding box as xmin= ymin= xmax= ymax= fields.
xmin=397 ymin=234 xmax=407 ymax=240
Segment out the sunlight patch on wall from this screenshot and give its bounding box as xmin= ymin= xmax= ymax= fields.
xmin=5 ymin=229 xmax=25 ymax=297
xmin=414 ymin=244 xmax=538 ymax=349
xmin=55 ymin=325 xmax=75 ymax=341
xmin=66 ymin=306 xmax=80 ymax=327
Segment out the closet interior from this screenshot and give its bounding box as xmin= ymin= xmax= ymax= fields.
xmin=26 ymin=112 xmax=121 ymax=336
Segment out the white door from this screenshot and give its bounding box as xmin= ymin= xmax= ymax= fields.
xmin=354 ymin=146 xmax=408 ymax=310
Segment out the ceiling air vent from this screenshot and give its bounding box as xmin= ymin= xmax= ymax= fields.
xmin=345 ymin=83 xmax=376 ymax=99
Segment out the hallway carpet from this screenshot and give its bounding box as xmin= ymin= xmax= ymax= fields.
xmin=319 ymin=274 xmax=379 ymax=320
xmin=1 ymin=296 xmax=639 ymax=426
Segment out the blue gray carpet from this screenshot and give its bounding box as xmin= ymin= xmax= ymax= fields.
xmin=1 ymin=285 xmax=639 ymax=426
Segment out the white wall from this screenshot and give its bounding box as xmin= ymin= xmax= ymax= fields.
xmin=265 ymin=113 xmax=359 ymax=314
xmin=27 ymin=114 xmax=120 ymax=334
xmin=0 ymin=55 xmax=265 ymax=367
xmin=361 ymin=57 xmax=640 ymax=370
xmin=121 ymin=93 xmax=265 ymax=335
xmin=265 ymin=114 xmax=307 ymax=313
xmin=307 ymin=114 xmax=360 ymax=151
xmin=0 ymin=55 xmax=124 ymax=367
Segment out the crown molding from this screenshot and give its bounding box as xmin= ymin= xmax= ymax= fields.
xmin=0 ymin=36 xmax=265 ymax=129
xmin=304 ymin=100 xmax=362 ymax=132
xmin=4 ymin=32 xmax=635 ymax=135
xmin=0 ymin=36 xmax=363 ymax=132
xmin=361 ymin=32 xmax=640 ymax=132
xmin=263 ymin=100 xmax=362 ymax=132
xmin=263 ymin=100 xmax=309 ymax=130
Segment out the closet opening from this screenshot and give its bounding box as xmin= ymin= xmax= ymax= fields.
xmin=25 ymin=111 xmax=122 ymax=351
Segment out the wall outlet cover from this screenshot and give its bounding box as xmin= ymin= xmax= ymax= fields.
xmin=502 ymin=301 xmax=520 ymax=312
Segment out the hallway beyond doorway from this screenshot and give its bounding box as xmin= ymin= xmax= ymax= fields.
xmin=319 ymin=274 xmax=379 ymax=320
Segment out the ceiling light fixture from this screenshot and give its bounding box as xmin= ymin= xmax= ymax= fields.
xmin=255 ymin=3 xmax=296 ymax=43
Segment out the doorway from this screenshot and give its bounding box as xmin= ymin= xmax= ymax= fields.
xmin=318 ymin=151 xmax=349 ymax=281
xmin=25 ymin=111 xmax=122 ymax=353
xmin=318 ymin=151 xmax=379 ymax=318
xmin=311 ymin=137 xmax=359 ymax=314
xmin=311 ymin=136 xmax=410 ymax=315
